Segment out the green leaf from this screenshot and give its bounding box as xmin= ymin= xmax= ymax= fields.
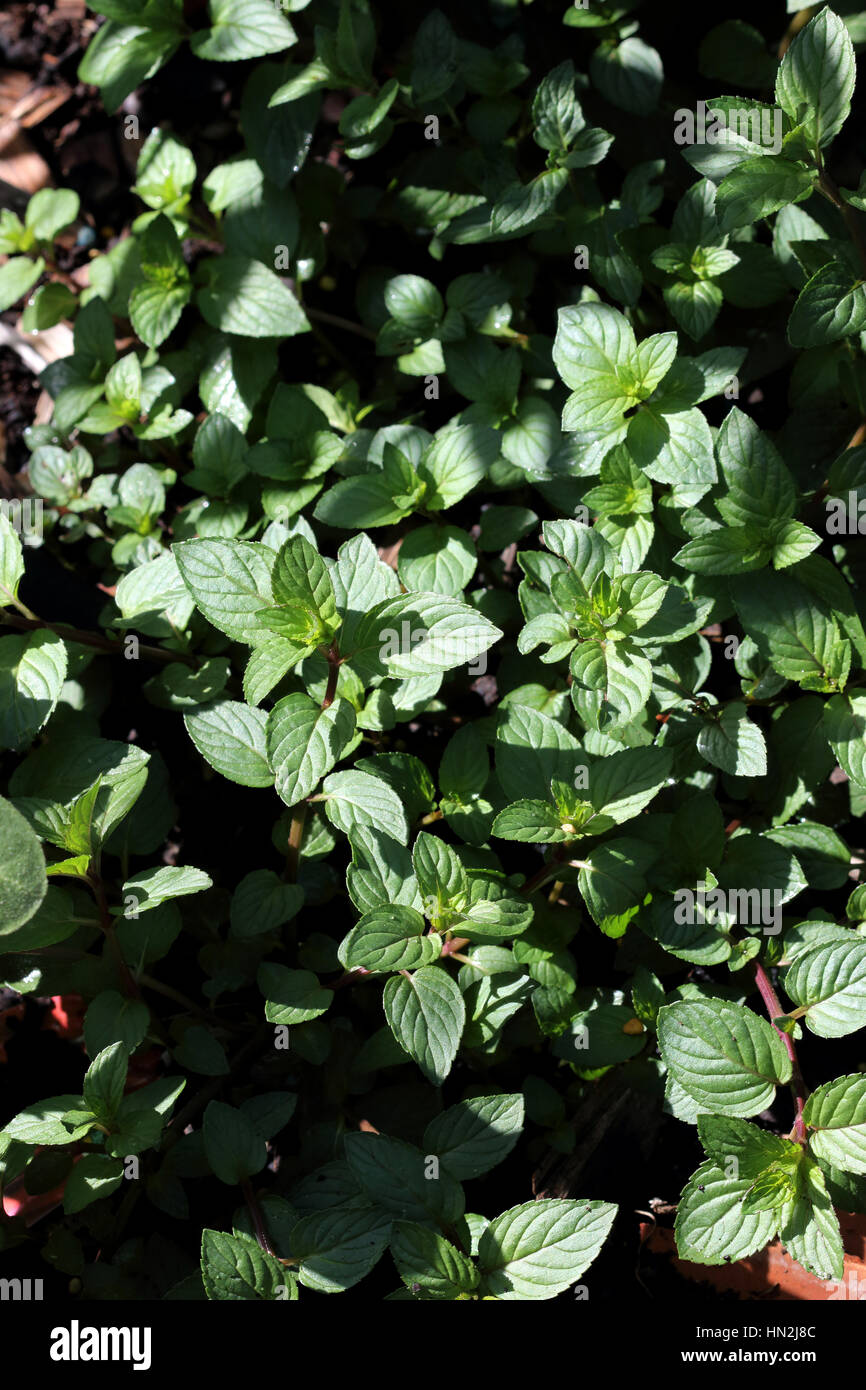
xmin=259 ymin=535 xmax=339 ymax=643
xmin=129 ymin=213 xmax=190 ymax=346
xmin=788 ymin=262 xmax=866 ymax=348
xmin=343 ymin=1131 xmax=464 ymax=1224
xmin=10 ymin=735 xmax=150 ymax=845
xmin=336 ymin=0 xmax=375 ymax=86
xmin=478 ymin=1198 xmax=616 ymax=1299
xmin=201 ymin=1229 xmax=289 ymax=1300
xmin=290 ymin=1204 xmax=391 ymax=1293
xmin=340 ymin=905 xmax=440 ymax=973
xmin=775 ymin=7 xmax=855 ymax=150
xmin=383 ymin=273 xmax=443 ymax=335
xmin=198 ymin=256 xmax=308 ymax=338
xmin=0 ymin=255 xmax=44 ymax=313
xmin=346 ymin=826 xmax=421 ymax=914
xmin=84 ymin=991 xmax=150 ymax=1056
xmin=174 ymin=1025 xmax=229 ymax=1076
xmin=20 ymin=281 xmax=76 ymax=332
xmin=784 ymin=938 xmax=866 ymax=1038
xmin=697 ymin=1114 xmax=798 ymax=1179
xmin=778 ymin=1156 xmax=843 ymax=1280
xmin=410 ymin=10 xmax=458 ymax=102
xmin=419 ymin=424 xmax=500 ymax=510
xmin=733 ymin=572 xmax=846 ymax=687
xmin=267 ymin=694 xmax=355 ymax=807
xmin=577 ymin=837 xmax=653 ymax=935
xmin=492 ymin=799 xmax=568 ymax=844
xmin=26 ymin=187 xmax=80 ymax=240
xmin=230 ymin=869 xmax=303 ymax=939
xmin=2 ymin=1094 xmax=84 ymax=1145
xmin=422 ymin=1093 xmax=524 ymax=1180
xmin=63 ymin=1155 xmax=124 ymax=1214
xmin=390 ymin=1222 xmax=479 ymax=1299
xmin=83 ymin=1041 xmax=128 ymax=1124
xmin=533 ymin=60 xmax=583 ymax=152
xmin=352 ymin=593 xmax=501 ymax=680
xmin=590 ymin=36 xmax=662 ymax=117
xmin=258 ymin=962 xmax=333 ymax=1025
xmin=0 ymin=514 xmax=24 ymax=607
xmin=589 ymin=745 xmax=673 ymax=825
xmin=824 ymin=693 xmax=866 ymax=790
xmin=570 ymin=641 xmax=653 ymax=731
xmin=663 ymin=279 xmax=722 ymax=341
xmin=805 ymin=1074 xmax=866 ymax=1175
xmin=202 ymin=1099 xmax=267 ymax=1184
xmin=174 ymin=539 xmax=275 ymax=645
xmin=674 ymin=527 xmax=770 ymax=575
xmin=383 ymin=965 xmax=465 ymax=1085
xmin=675 ymin=1159 xmax=778 ymax=1264
xmin=490 ymin=169 xmax=568 ymax=237
xmin=184 ymin=700 xmax=274 ymax=788
xmin=495 ymin=703 xmax=581 ymax=802
xmin=115 ymin=552 xmax=195 ymax=635
xmin=657 ymin=998 xmax=792 ymax=1116
xmin=770 ymin=520 xmax=821 ymax=569
xmin=397 ymin=524 xmax=476 ymax=597
xmin=77 ymin=16 xmax=182 ymax=112
xmin=412 ymin=832 xmax=466 ymax=914
xmin=696 ymin=703 xmax=768 ymax=777
xmin=715 ymin=156 xmax=813 ymax=231
xmin=121 ymin=864 xmax=212 ymax=914
xmin=0 ymin=793 xmax=47 ymax=934
xmin=0 ymin=631 xmax=67 ymax=752
xmin=553 ymin=302 xmax=635 ymax=443
xmin=191 ymin=0 xmax=297 ymax=62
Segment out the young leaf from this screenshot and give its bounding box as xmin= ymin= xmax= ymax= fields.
xmin=804 ymin=1074 xmax=866 ymax=1175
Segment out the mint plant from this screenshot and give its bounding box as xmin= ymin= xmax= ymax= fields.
xmin=1 ymin=0 xmax=866 ymax=1302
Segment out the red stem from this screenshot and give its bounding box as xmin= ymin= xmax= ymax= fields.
xmin=321 ymin=643 xmax=340 ymax=709
xmin=752 ymin=960 xmax=807 ymax=1143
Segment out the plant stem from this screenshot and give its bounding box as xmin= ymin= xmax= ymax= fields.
xmin=0 ymin=610 xmax=196 ymax=667
xmin=330 ymin=966 xmax=372 ymax=989
xmin=89 ymin=871 xmax=141 ymax=1000
xmin=286 ymin=803 xmax=307 ymax=882
xmin=162 ymin=1024 xmax=271 ymax=1151
xmin=547 ymin=879 xmax=564 ymax=904
xmin=138 ymin=973 xmax=226 ymax=1026
xmin=306 ymin=307 xmax=377 ymax=342
xmin=817 ymin=166 xmax=866 ymax=280
xmin=321 ymin=642 xmax=341 ymax=709
xmin=752 ymin=959 xmax=808 ymax=1143
xmin=520 ymin=846 xmax=568 ymax=897
xmin=241 ymin=1178 xmax=277 ymax=1257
